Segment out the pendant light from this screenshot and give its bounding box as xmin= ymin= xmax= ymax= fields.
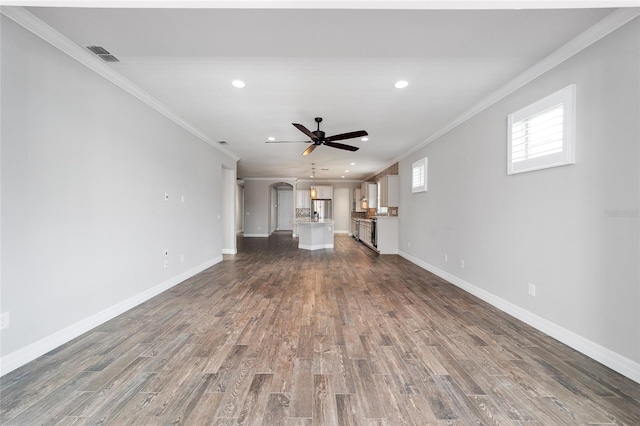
xmin=310 ymin=163 xmax=318 ymax=200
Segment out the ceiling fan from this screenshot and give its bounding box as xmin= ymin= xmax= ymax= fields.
xmin=266 ymin=117 xmax=368 ymax=156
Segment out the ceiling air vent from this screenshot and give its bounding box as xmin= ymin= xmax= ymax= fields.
xmin=85 ymin=45 xmax=120 ymax=63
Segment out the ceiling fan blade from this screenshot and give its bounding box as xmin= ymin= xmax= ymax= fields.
xmin=325 ymin=130 xmax=368 ymax=142
xmin=324 ymin=141 xmax=359 ymax=152
xmin=302 ymin=144 xmax=318 ymax=156
xmin=265 ymin=140 xmax=310 ymax=144
xmin=292 ymin=123 xmax=319 ymax=141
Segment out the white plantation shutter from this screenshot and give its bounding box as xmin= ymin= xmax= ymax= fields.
xmin=412 ymin=157 xmax=427 ymax=193
xmin=508 ymin=85 xmax=576 ymax=175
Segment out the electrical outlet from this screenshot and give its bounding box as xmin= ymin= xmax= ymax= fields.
xmin=1 ymin=312 xmax=10 ymax=330
xmin=181 ymin=254 xmax=185 ymax=263
xmin=164 ymin=259 xmax=169 ymax=269
xmin=444 ymin=254 xmax=448 ymax=262
xmin=181 ymin=195 xmax=185 ymax=203
xmin=459 ymin=260 xmax=465 ymax=268
xmin=528 ymin=283 xmax=536 ymax=296
xmin=407 ymin=241 xmax=411 ymax=248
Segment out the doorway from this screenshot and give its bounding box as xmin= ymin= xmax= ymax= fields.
xmin=277 ymin=188 xmax=293 ymax=231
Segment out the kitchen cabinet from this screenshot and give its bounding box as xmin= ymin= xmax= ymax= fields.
xmin=313 ymin=185 xmax=333 ymax=200
xmin=353 ymin=188 xmax=365 ymax=212
xmin=296 ymin=189 xmax=310 ymax=208
xmin=379 ymin=175 xmax=399 ymax=207
xmin=376 ymin=217 xmax=398 ymax=254
xmin=359 ymin=219 xmax=373 ymax=248
xmin=352 ymin=217 xmax=398 ymax=254
xmin=360 ymin=183 xmax=377 ymax=209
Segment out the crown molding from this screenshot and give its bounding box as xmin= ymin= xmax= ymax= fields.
xmin=398 ymin=7 xmax=640 ymax=162
xmin=0 ymin=6 xmax=240 ymax=162
xmin=242 ymin=177 xmax=298 ymax=181
xmin=1 ymin=1 xmax=638 ymax=9
xmin=298 ymin=178 xmax=362 ymax=183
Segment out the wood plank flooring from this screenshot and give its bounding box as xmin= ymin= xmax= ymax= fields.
xmin=1 ymin=232 xmax=639 ymax=425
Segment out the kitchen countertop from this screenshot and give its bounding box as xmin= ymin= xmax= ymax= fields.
xmin=352 ymin=217 xmax=398 ymax=221
xmin=297 ymin=220 xmax=334 ymax=224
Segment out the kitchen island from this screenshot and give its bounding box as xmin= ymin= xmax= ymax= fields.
xmin=297 ymin=220 xmax=334 ymax=250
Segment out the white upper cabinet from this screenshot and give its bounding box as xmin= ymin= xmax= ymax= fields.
xmin=353 ymin=188 xmax=365 ymax=212
xmin=296 ymin=189 xmax=310 ymax=208
xmin=360 ymin=182 xmax=377 ymax=209
xmin=379 ymin=175 xmax=399 ymax=207
xmin=315 ymin=185 xmax=333 ymax=200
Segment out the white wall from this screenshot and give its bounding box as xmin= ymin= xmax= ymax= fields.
xmin=243 ymin=179 xmax=297 ymax=237
xmin=270 ymin=186 xmax=277 ymax=234
xmin=243 ymin=180 xmax=268 ymax=236
xmin=221 ymin=167 xmax=237 ymax=254
xmin=0 ymin=16 xmax=237 ymax=373
xmin=399 ymin=18 xmax=639 ymax=380
xmin=235 ymin=182 xmax=244 ymax=233
xmin=333 ymin=187 xmax=351 ymax=233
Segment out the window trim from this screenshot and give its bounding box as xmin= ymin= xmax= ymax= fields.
xmin=507 ymin=84 xmax=576 ymax=175
xmin=412 ymin=157 xmax=428 ymax=193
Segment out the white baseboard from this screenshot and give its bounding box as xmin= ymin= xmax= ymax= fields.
xmin=398 ymin=251 xmax=640 ymax=384
xmin=0 ymin=256 xmax=223 ymax=377
xmin=334 ymin=230 xmax=350 ymax=234
xmin=222 ymin=248 xmax=237 ymax=254
xmin=299 ymin=243 xmax=334 ymax=250
xmin=243 ymin=233 xmax=269 ymax=238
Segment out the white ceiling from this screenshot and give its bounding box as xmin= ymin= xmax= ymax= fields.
xmin=20 ymin=3 xmax=618 ymax=180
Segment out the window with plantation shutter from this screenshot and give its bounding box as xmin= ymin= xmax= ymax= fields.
xmin=507 ymin=84 xmax=576 ymax=175
xmin=412 ymin=157 xmax=427 ymax=193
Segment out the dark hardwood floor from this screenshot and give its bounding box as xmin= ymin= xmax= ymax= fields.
xmin=1 ymin=232 xmax=639 ymax=425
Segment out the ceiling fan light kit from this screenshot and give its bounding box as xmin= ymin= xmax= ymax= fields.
xmin=266 ymin=117 xmax=368 ymax=156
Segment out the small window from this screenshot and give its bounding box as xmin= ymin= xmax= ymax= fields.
xmin=507 ymin=84 xmax=576 ymax=175
xmin=412 ymin=157 xmax=427 ymax=193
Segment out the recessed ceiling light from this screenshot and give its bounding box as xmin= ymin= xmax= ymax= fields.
xmin=232 ymin=80 xmax=246 ymax=88
xmin=341 ymin=176 xmax=345 ymax=178
xmin=394 ymin=80 xmax=409 ymax=89
xmin=361 ymin=137 xmax=369 ymax=142
xmin=267 ymin=137 xmax=275 ymax=141
xmin=350 ymin=162 xmax=356 ymax=166
xmin=345 ymin=170 xmax=349 ymax=173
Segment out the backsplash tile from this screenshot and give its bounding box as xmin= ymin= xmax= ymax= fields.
xmin=296 ymin=208 xmax=311 ymax=220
